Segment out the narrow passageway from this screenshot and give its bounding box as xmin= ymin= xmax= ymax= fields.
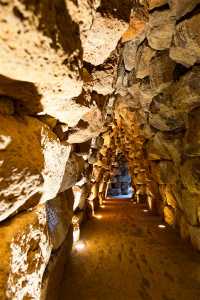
xmin=60 ymin=199 xmax=200 ymax=300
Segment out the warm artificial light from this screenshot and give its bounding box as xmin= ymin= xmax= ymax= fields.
xmin=94 ymin=214 xmax=102 ymax=219
xmin=72 ymin=216 xmax=80 ymax=243
xmin=74 ymin=241 xmax=85 ymax=251
xmin=158 ymin=224 xmax=166 ymax=229
xmin=73 ymin=227 xmax=80 ymax=243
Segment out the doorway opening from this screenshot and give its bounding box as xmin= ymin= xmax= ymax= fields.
xmin=106 ymin=153 xmax=133 ymax=199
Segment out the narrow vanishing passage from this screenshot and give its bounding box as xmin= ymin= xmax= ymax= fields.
xmin=60 ymin=199 xmax=200 ymax=300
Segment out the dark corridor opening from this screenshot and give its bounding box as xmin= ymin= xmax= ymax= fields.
xmin=106 ymin=153 xmax=133 ymax=199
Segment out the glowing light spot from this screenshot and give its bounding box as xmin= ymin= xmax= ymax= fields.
xmin=74 ymin=241 xmax=85 ymax=251
xmin=94 ymin=214 xmax=102 ymax=219
xmin=101 ymin=205 xmax=105 ymax=208
xmin=72 ymin=216 xmax=80 ymax=243
xmin=73 ymin=227 xmax=80 ymax=243
xmin=143 ymin=209 xmax=149 ymax=213
xmin=158 ymin=224 xmax=166 ymax=229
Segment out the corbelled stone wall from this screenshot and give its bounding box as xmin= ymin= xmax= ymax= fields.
xmin=113 ymin=1 xmax=200 ymax=250
xmin=1 ymin=0 xmax=200 ymax=299
xmin=0 ymin=1 xmax=131 ymax=299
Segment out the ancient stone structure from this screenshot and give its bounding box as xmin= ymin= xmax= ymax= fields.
xmin=0 ymin=0 xmax=200 ymax=299
xmin=107 ymin=153 xmax=132 ymax=197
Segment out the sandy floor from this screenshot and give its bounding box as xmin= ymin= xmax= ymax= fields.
xmin=60 ymin=199 xmax=200 ymax=300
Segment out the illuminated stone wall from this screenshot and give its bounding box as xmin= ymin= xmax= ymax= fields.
xmin=1 ymin=0 xmax=200 ymax=298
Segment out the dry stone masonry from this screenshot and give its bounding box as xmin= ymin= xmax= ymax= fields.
xmin=0 ymin=0 xmax=200 ymax=299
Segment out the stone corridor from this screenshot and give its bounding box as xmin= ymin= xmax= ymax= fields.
xmin=1 ymin=0 xmax=200 ymax=299
xmin=60 ymin=199 xmax=200 ymax=300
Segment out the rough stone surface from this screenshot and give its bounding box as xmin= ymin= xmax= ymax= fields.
xmin=180 ymin=158 xmax=200 ymax=194
xmin=149 ymin=50 xmax=176 ymax=94
xmin=170 ymin=14 xmax=200 ymax=67
xmin=151 ymin=160 xmax=178 ymax=184
xmin=59 ymin=154 xmax=85 ymax=193
xmin=0 ymin=115 xmax=71 ymax=221
xmin=1 ymin=1 xmax=200 ymax=299
xmin=147 ymin=10 xmax=175 ymax=50
xmin=122 ymin=6 xmax=148 ymax=43
xmin=47 ymin=190 xmax=74 ymax=250
xmin=0 ymin=205 xmax=52 ymax=300
xmin=0 ymin=0 xmax=84 ymax=123
xmin=168 ymin=0 xmax=200 ymax=19
xmin=148 ymin=0 xmax=168 ymax=10
xmin=67 ymin=108 xmax=105 ymax=144
xmin=136 ymin=42 xmax=156 ymax=79
xmin=82 ymin=13 xmax=128 ymax=66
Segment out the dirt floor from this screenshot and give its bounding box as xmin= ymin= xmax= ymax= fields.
xmin=60 ymin=199 xmax=200 ymax=300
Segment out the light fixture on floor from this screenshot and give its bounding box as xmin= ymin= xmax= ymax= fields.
xmin=158 ymin=224 xmax=166 ymax=229
xmin=72 ymin=216 xmax=80 ymax=243
xmin=74 ymin=241 xmax=86 ymax=251
xmin=94 ymin=214 xmax=102 ymax=219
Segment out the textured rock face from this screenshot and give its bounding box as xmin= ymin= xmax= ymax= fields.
xmin=108 ymin=0 xmax=200 ymax=251
xmin=0 ymin=205 xmax=52 ymax=300
xmin=67 ymin=107 xmax=105 ymax=144
xmin=170 ymin=14 xmax=200 ymax=67
xmin=46 ymin=190 xmax=74 ymax=250
xmin=0 ymin=115 xmax=71 ymax=221
xmin=0 ymin=0 xmax=135 ymax=298
xmin=149 ymin=50 xmax=175 ymax=93
xmin=147 ymin=10 xmax=175 ymax=50
xmin=59 ymin=153 xmax=85 ymax=193
xmin=148 ymin=0 xmax=168 ymax=10
xmin=168 ymin=0 xmax=200 ymax=19
xmin=0 ymin=0 xmax=83 ymax=123
xmin=136 ymin=42 xmax=156 ymax=79
xmin=1 ymin=0 xmax=200 ymax=298
xmin=82 ymin=13 xmax=127 ymax=66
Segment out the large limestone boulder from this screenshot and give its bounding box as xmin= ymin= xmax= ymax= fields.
xmin=123 ymin=40 xmax=140 ymax=71
xmin=91 ymin=68 xmax=115 ymax=96
xmin=149 ymin=87 xmax=186 ymax=132
xmin=135 ymin=42 xmax=156 ymax=79
xmin=67 ymin=107 xmax=105 ymax=144
xmin=0 ymin=0 xmax=85 ymax=124
xmin=41 ymin=227 xmax=73 ymax=300
xmin=151 ymin=160 xmax=178 ymax=184
xmin=168 ymin=0 xmax=200 ymax=20
xmin=46 ymin=190 xmax=74 ymax=250
xmin=146 ymin=132 xmax=182 ymax=164
xmin=0 ymin=205 xmax=52 ymax=300
xmin=180 ymin=158 xmax=200 ymax=194
xmin=163 ymin=185 xmax=177 ymax=209
xmin=148 ymin=0 xmax=168 ymax=10
xmin=149 ymin=107 xmax=185 ymax=132
xmin=59 ymin=153 xmax=85 ymax=193
xmin=0 ymin=115 xmax=71 ymax=222
xmin=181 ymin=189 xmax=200 ymax=226
xmin=172 ymin=66 xmax=200 ymax=113
xmin=164 ymin=206 xmax=175 ymax=225
xmin=170 ymin=14 xmax=200 ymax=67
xmin=147 ymin=9 xmax=175 ymax=50
xmin=82 ymin=12 xmax=128 ymax=65
xmin=122 ymin=6 xmax=148 ymax=43
xmin=149 ymin=50 xmax=175 ymax=94
xmin=122 ymin=5 xmax=149 ymax=71
xmin=184 ymin=108 xmax=200 ymax=156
